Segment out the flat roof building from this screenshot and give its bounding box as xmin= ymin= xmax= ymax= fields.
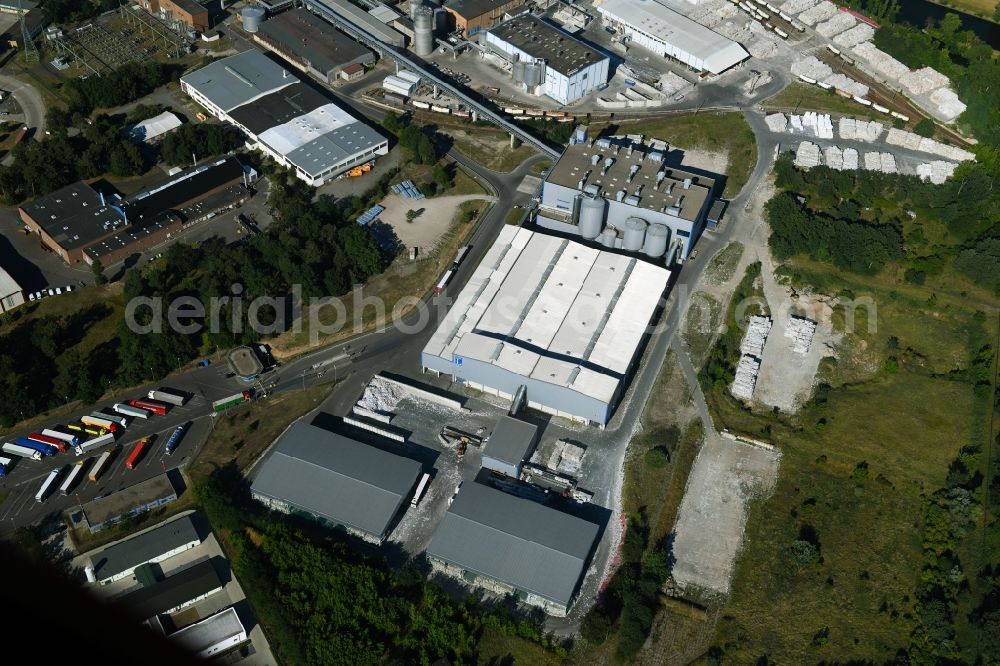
xmin=255 ymin=9 xmax=375 ymax=85
xmin=421 ymin=226 xmax=670 ymax=425
xmin=485 ymin=13 xmax=609 ymax=104
xmin=536 ymin=136 xmax=717 ymax=261
xmin=596 ymin=0 xmax=749 ymax=75
xmin=251 ymin=422 xmax=423 ymax=542
xmin=80 ymin=474 xmax=181 ymax=533
xmin=304 ymin=0 xmax=406 ymax=47
xmin=0 ymin=265 xmax=24 ymax=313
xmin=116 ymin=561 xmax=224 ymax=620
xmin=181 ymin=50 xmax=388 ymax=186
xmin=426 ymin=482 xmax=600 ymax=615
xmin=92 ymin=515 xmax=201 ymax=585
xmin=168 ymin=607 xmax=249 ymax=658
xmin=482 ymin=415 xmax=538 ymax=477
xmin=444 ymin=0 xmax=526 ymax=37
xmin=18 ymin=157 xmax=249 ymax=265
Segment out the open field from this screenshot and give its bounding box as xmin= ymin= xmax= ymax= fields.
xmin=704 ymin=254 xmax=997 ymax=662
xmin=590 ymin=113 xmax=756 ymax=198
xmin=763 ymin=83 xmax=885 ymax=121
xmin=927 ymin=0 xmax=999 ymax=21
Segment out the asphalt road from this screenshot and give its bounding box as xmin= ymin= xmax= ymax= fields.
xmin=0 ymin=74 xmax=45 ymax=136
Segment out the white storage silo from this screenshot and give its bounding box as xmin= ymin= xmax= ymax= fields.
xmin=414 ymin=6 xmax=434 ymax=56
xmin=623 ymin=217 xmax=647 ymax=252
xmin=643 ymin=224 xmax=669 ymax=257
xmin=577 ymin=196 xmax=606 ymax=239
xmin=598 ymin=227 xmax=617 ymax=248
xmin=241 ymin=6 xmax=265 ymax=33
xmin=523 ymin=59 xmax=545 ymax=88
xmin=512 ymin=57 xmax=526 ymax=84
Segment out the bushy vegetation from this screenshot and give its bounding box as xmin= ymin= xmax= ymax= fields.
xmin=700 ymin=261 xmax=762 ymax=389
xmin=63 ymin=62 xmax=180 ymax=114
xmin=115 ymin=169 xmax=389 ymax=386
xmin=837 ymin=0 xmax=899 ymax=22
xmin=194 ymin=465 xmax=560 ymax=666
xmin=522 ymin=118 xmax=577 ymax=146
xmin=874 ymin=13 xmax=1000 ymax=147
xmin=159 ymin=124 xmax=243 ymax=166
xmin=382 ymin=111 xmax=443 ymax=165
xmin=39 ymin=0 xmax=118 ymax=22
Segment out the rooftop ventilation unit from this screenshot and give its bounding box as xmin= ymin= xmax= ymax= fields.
xmin=683 ymin=178 xmax=692 ymax=189
xmin=627 ymin=164 xmax=640 ymax=183
xmin=591 ymin=153 xmax=600 ymax=166
xmin=583 ymin=183 xmax=600 ymax=196
xmin=595 ymin=137 xmax=611 ymax=149
xmin=601 ymin=157 xmax=614 ymax=175
xmin=647 ymin=151 xmax=664 ymax=163
xmin=616 ymin=190 xmax=626 ymax=202
xmin=624 ymin=195 xmax=640 ymax=206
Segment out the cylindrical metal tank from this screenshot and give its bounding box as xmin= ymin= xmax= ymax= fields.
xmin=623 ymin=216 xmax=647 ymax=252
xmin=577 ymin=196 xmax=606 ymax=239
xmin=643 ymin=224 xmax=669 ymax=257
xmin=523 ymin=60 xmax=545 ymax=88
xmin=599 ymin=227 xmax=617 ymax=248
xmin=241 ymin=6 xmax=264 ymax=33
xmin=512 ymin=57 xmax=526 ymax=83
xmin=409 ymin=0 xmax=422 ymax=18
xmin=414 ymin=6 xmax=434 ymax=56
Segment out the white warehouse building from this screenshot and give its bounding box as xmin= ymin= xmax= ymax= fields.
xmin=484 ymin=13 xmax=609 ymax=105
xmin=180 ymin=50 xmax=388 ymax=186
xmin=535 ymin=136 xmax=717 ymax=262
xmin=421 ymin=226 xmax=670 ymax=426
xmin=597 ymin=0 xmax=749 ymax=75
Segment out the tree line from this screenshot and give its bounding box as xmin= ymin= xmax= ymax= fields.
xmin=193 ymin=464 xmax=562 ymax=666
xmin=63 ymin=62 xmax=181 ymax=115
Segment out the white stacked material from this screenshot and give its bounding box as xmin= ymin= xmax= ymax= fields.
xmin=832 ymin=23 xmax=873 ymax=48
xmin=852 ymin=42 xmax=909 ymax=80
xmin=887 ymin=129 xmax=975 ymax=161
xmin=842 ymin=147 xmax=859 ymax=169
xmin=784 ymin=315 xmax=817 ymax=354
xmin=356 ymin=376 xmax=404 ymax=414
xmin=899 ymin=67 xmax=949 ymax=96
xmin=862 ymin=151 xmax=882 ymax=170
xmin=731 ymin=355 xmax=762 ymax=400
xmin=824 ymin=145 xmax=844 ymax=170
xmin=886 ymin=127 xmax=922 ymax=150
xmin=822 ymin=73 xmax=868 ymax=97
xmin=798 ymin=0 xmax=837 ymax=25
xmin=918 ymin=160 xmax=956 ymax=184
xmin=929 ymin=88 xmax=966 ymax=122
xmin=780 ymin=0 xmax=818 ymax=13
xmin=748 ymin=36 xmax=778 ymax=58
xmin=659 ymin=71 xmax=688 ymax=96
xmin=879 ymin=152 xmax=897 ymax=173
xmin=838 ymin=117 xmax=857 ymax=140
xmin=794 ymin=141 xmax=821 ymax=167
xmin=799 ymin=111 xmax=834 ymax=139
xmin=791 ymin=56 xmax=833 ymax=80
xmin=790 ymin=114 xmax=803 ymax=131
xmin=815 ymin=12 xmax=855 ymax=37
xmin=740 ymin=315 xmax=772 ymax=357
xmin=765 ymin=112 xmax=788 ymax=132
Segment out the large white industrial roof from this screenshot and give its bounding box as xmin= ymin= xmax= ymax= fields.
xmin=423 ymin=227 xmax=670 ymax=404
xmin=596 ymin=0 xmax=749 ymax=74
xmin=257 ymin=103 xmax=355 ymax=155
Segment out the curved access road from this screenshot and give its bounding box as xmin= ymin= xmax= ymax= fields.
xmin=0 ymin=74 xmax=46 ymax=135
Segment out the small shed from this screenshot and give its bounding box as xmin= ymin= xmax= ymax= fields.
xmin=481 ymin=415 xmax=538 ymax=477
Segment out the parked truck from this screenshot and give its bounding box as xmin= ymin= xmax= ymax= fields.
xmin=81 ymin=415 xmax=118 ymax=433
xmin=114 ymin=403 xmax=149 ymax=419
xmin=42 ymin=428 xmax=81 ymax=446
xmin=27 ymin=433 xmax=68 ymax=453
xmin=2 ymin=442 xmax=42 ymax=461
xmin=128 ymin=399 xmax=167 ymax=415
xmin=125 ymin=438 xmax=148 ymax=470
xmin=411 ymin=473 xmax=431 ymax=508
xmin=60 ymin=461 xmax=85 ymax=495
xmin=148 ymin=389 xmax=187 ymax=407
xmin=93 ymin=412 xmax=128 ymax=427
xmin=88 ymin=450 xmax=112 ymax=481
xmin=15 ymin=438 xmax=56 ymax=457
xmin=35 ymin=469 xmax=60 ymax=502
xmin=212 ymin=391 xmax=251 ymax=412
xmin=164 ymin=423 xmax=188 ymax=456
xmin=74 ymin=432 xmax=115 ymax=456
xmin=0 ymin=456 xmax=11 ymax=477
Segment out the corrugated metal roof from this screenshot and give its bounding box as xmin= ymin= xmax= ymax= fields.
xmin=483 ymin=416 xmax=537 ymax=467
xmin=256 ymin=8 xmax=371 ymax=75
xmin=95 ymin=515 xmax=200 ymax=581
xmin=488 ymin=13 xmax=607 ymax=76
xmin=426 ymin=483 xmax=599 ymax=607
xmin=250 ymin=423 xmax=422 ymax=538
xmin=180 ymin=50 xmax=296 ymax=113
xmin=597 ymin=0 xmax=749 ymax=74
xmin=116 ymin=561 xmax=222 ymax=619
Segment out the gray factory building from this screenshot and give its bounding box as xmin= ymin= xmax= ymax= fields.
xmin=482 ymin=415 xmax=538 ymax=477
xmin=250 ymin=422 xmax=423 ymax=543
xmin=426 ymin=482 xmax=600 ymax=616
xmin=484 ymin=13 xmax=609 ymax=104
xmin=421 ymin=226 xmax=670 ymax=426
xmin=255 ymin=8 xmax=375 ymax=85
xmin=536 ymin=136 xmax=717 ymax=262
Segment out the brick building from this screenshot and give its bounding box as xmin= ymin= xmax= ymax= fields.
xmin=443 ymin=0 xmax=526 ymax=37
xmin=139 ymin=0 xmax=210 ymax=32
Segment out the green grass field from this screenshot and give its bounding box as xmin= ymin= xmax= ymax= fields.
xmin=705 ymin=259 xmax=997 ymax=663
xmin=591 ymin=113 xmax=757 ymax=198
